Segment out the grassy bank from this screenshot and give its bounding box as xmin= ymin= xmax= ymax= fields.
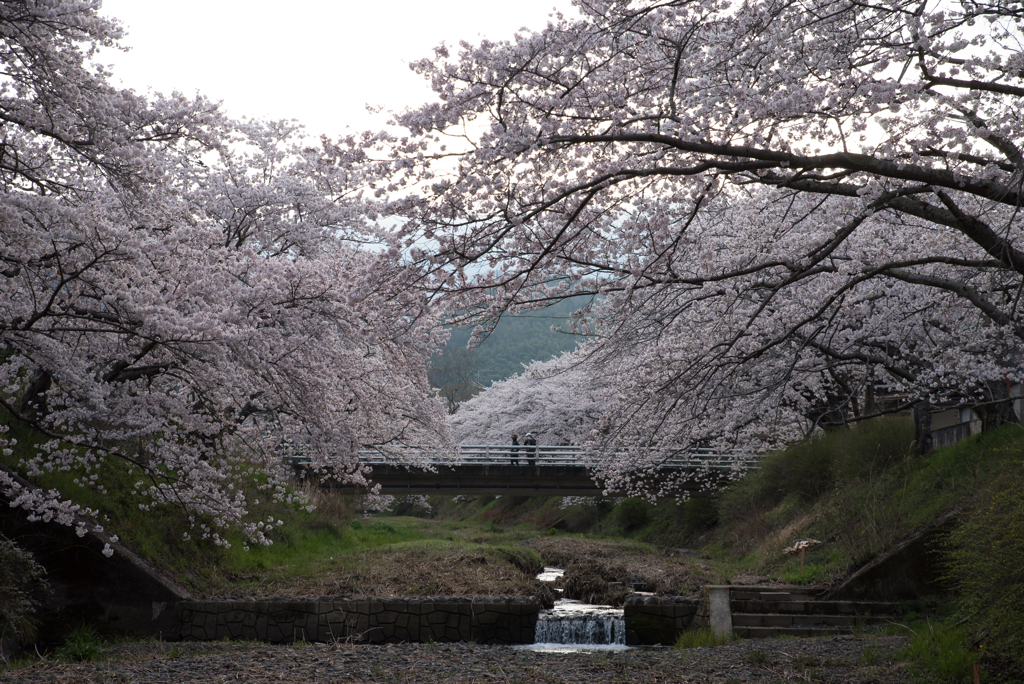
xmin=490 ymin=417 xmax=1022 ymax=589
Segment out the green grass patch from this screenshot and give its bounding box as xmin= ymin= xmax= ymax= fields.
xmin=674 ymin=629 xmax=735 ymax=649
xmin=1 ymin=410 xmax=486 ymax=596
xmin=897 ymin=621 xmax=977 ymax=683
xmin=216 ymin=516 xmax=426 ymax=577
xmin=700 ymin=418 xmax=1024 ymax=584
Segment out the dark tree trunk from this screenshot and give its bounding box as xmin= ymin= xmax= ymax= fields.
xmin=974 ymin=380 xmax=1016 ymax=433
xmin=19 ymin=368 xmax=51 ymax=421
xmin=974 ymin=402 xmax=1012 ymax=433
xmin=913 ymin=399 xmax=933 ymax=456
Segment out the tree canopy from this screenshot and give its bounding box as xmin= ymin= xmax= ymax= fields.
xmin=6 ymin=0 xmax=1024 ymax=535
xmin=450 ymin=352 xmax=609 ymax=445
xmin=377 ymin=0 xmax=1024 ymax=455
xmin=0 ymin=0 xmax=448 ymax=548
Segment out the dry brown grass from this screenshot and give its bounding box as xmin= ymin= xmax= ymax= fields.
xmin=224 ymin=544 xmax=555 ymax=604
xmin=529 ymin=536 xmax=724 ymax=604
xmin=295 ymin=479 xmax=353 ymax=521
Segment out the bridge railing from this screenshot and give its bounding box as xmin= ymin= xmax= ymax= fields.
xmin=347 ymin=445 xmax=760 ymax=469
xmin=286 ymin=444 xmax=760 ymax=470
xmin=456 ymin=444 xmax=583 ymax=465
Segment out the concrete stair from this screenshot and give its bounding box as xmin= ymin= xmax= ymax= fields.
xmin=727 ymin=587 xmax=901 ymax=638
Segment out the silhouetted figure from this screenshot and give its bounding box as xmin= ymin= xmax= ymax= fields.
xmin=510 ymin=433 xmax=520 ymax=465
xmin=524 ymin=432 xmax=537 ymax=466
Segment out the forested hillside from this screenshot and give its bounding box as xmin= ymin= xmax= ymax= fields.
xmin=442 ymin=296 xmax=596 ymax=387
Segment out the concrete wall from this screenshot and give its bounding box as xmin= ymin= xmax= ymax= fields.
xmin=830 ymin=508 xmax=956 ymax=601
xmin=0 ymin=465 xmax=190 ymax=643
xmin=184 ymin=594 xmax=700 ymax=646
xmin=623 ymin=595 xmax=699 ymax=645
xmin=178 ymin=597 xmax=540 ymax=645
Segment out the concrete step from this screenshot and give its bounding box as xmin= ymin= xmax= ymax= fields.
xmin=731 ymin=599 xmax=901 ymax=615
xmin=709 ymin=586 xmax=905 ymax=641
xmin=735 ymin=625 xmax=854 ymax=639
xmin=732 ymin=612 xmax=895 ymax=628
xmin=730 ymin=589 xmax=823 ymax=602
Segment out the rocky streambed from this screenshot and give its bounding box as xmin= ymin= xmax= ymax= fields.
xmin=2 ymin=635 xmax=914 ymax=683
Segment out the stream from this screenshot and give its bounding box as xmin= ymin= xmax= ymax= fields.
xmin=519 ymin=567 xmax=631 ymax=652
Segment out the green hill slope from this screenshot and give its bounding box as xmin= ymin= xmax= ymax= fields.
xmin=442 ymin=296 xmax=596 ymax=387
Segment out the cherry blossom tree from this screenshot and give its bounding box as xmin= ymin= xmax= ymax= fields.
xmin=450 ymin=352 xmax=609 ymax=445
xmin=0 ymin=0 xmax=449 ymax=548
xmin=375 ymin=0 xmax=1024 ymax=458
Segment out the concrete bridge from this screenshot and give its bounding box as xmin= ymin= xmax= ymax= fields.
xmin=298 ymin=445 xmax=760 ymax=497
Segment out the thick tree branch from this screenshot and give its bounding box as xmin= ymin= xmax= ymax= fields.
xmin=544 ymin=133 xmax=1020 ymax=206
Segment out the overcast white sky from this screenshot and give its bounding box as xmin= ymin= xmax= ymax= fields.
xmin=98 ymin=0 xmax=576 ymax=138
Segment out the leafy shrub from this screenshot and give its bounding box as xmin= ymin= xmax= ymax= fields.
xmin=718 ymin=416 xmax=913 ymax=520
xmin=0 ymin=535 xmax=52 ymax=643
xmin=829 ymin=415 xmax=914 ymax=481
xmin=563 ymin=506 xmax=598 ymax=533
xmin=563 ymin=499 xmax=605 ymax=533
xmin=944 ymin=466 xmax=1024 ymax=673
xmin=615 ymin=498 xmax=651 ymax=531
xmin=678 ymin=498 xmax=718 ymax=535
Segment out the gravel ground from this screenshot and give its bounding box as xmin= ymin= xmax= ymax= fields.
xmin=1 ymin=635 xmax=913 ymax=683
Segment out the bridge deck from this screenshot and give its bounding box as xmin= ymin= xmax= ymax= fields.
xmin=293 ymin=445 xmax=758 ymax=497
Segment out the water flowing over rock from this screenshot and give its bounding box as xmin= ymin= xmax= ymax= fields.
xmin=535 ymin=613 xmax=625 ymax=645
xmin=533 ymin=600 xmax=625 ymax=646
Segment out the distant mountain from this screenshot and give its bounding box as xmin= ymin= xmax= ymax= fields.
xmin=440 ymin=296 xmax=597 ymax=388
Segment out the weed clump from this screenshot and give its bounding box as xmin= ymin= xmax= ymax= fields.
xmin=54 ymin=625 xmax=104 ymax=663
xmin=677 ymin=498 xmax=718 ymax=535
xmin=674 ymin=628 xmax=734 ymax=649
xmin=898 ymin=621 xmax=977 ymax=682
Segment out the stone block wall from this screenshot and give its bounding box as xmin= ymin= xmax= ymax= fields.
xmin=623 ymin=595 xmax=699 ymax=645
xmin=178 ymin=597 xmax=540 ymax=645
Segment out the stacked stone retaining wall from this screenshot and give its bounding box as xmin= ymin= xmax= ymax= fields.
xmin=178 ymin=597 xmax=540 ymax=645
xmin=623 ymin=595 xmax=700 ymax=645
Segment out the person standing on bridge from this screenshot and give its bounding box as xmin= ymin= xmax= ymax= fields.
xmin=524 ymin=432 xmax=537 ymax=466
xmin=510 ymin=433 xmax=520 ymax=465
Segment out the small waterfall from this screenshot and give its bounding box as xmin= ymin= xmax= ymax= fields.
xmin=535 ymin=609 xmax=625 ymax=645
xmin=531 ymin=567 xmax=629 ymax=649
